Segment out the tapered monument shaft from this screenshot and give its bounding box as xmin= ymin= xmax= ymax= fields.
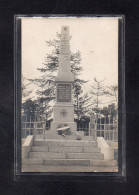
xmin=51 ymin=26 xmax=77 ymax=133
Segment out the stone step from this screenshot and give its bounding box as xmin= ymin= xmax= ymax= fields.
xmin=67 ymin=153 xmax=104 ymax=160
xmin=90 ymin=160 xmax=117 ymax=167
xmin=22 ymin=158 xmax=117 ymax=167
xmin=29 ymin=152 xmax=66 ymax=159
xmin=83 ymin=147 xmax=101 ymax=153
xmin=22 ymin=158 xmax=43 ymax=165
xmin=43 ymin=159 xmax=90 ymax=166
xmin=29 ymin=152 xmax=104 ymax=160
xmin=44 ymin=159 xmax=117 ymax=166
xmin=34 ymin=140 xmax=97 ymax=147
xmin=31 ymin=146 xmax=101 ymax=153
xmin=35 ymin=135 xmax=95 ymax=141
xmin=22 ymin=164 xmax=118 ymax=172
xmin=31 ymin=146 xmax=49 ymax=152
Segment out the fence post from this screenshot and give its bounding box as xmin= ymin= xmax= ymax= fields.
xmin=100 ymin=117 xmax=101 ymax=137
xmin=34 ymin=111 xmax=37 ymax=139
xmin=104 ymin=117 xmax=106 ymax=139
xmin=112 ymin=118 xmax=113 ymax=140
xmin=90 ymin=115 xmax=97 ymax=141
xmin=25 ymin=115 xmax=27 ymax=137
xmin=43 ymin=120 xmax=45 ymax=140
xmin=89 ymin=122 xmax=90 ymax=136
xmin=29 ymin=115 xmax=31 ymax=135
xmin=108 ymin=116 xmax=110 ymax=140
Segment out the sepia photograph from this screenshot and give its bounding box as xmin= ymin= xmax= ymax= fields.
xmin=20 ymin=16 xmax=120 ymax=172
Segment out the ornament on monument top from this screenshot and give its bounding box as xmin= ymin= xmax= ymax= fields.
xmin=61 ymin=26 xmax=71 ymax=40
xmin=55 ymin=26 xmax=74 ymax=82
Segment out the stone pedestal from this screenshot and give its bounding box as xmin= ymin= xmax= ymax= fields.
xmin=51 ymin=91 xmax=77 ymax=133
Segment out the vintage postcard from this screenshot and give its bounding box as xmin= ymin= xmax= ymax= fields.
xmin=16 ymin=16 xmax=124 ymax=173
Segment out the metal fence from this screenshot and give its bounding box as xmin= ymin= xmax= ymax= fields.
xmin=77 ymin=123 xmax=89 ymax=136
xmin=21 ymin=113 xmax=46 ymax=138
xmin=22 ymin=113 xmax=118 ymax=141
xmin=89 ymin=116 xmax=118 ymax=141
xmin=77 ymin=116 xmax=118 ymax=141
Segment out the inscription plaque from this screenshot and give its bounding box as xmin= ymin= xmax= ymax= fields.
xmin=57 ymin=84 xmax=71 ymax=102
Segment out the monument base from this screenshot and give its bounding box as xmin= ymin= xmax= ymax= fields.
xmin=51 ymin=103 xmax=77 ymax=134
xmin=53 ymin=103 xmax=75 ymax=122
xmin=51 ymin=122 xmax=77 ymax=135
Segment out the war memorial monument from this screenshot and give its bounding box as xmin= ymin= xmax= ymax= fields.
xmin=22 ymin=26 xmax=117 ymax=172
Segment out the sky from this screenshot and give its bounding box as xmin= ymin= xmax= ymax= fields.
xmin=22 ymin=17 xmax=118 ymax=101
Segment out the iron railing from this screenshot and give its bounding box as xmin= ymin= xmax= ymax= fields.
xmin=21 ymin=114 xmax=118 ymax=141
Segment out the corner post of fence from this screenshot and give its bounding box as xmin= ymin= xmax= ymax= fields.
xmin=25 ymin=114 xmax=27 ymax=137
xmin=29 ymin=115 xmax=31 ymax=135
xmin=43 ymin=121 xmax=45 ymax=141
xmin=89 ymin=122 xmax=90 ymax=136
xmin=104 ymin=116 xmax=106 ymax=139
xmin=100 ymin=116 xmax=101 ymax=137
xmin=90 ymin=114 xmax=97 ymax=141
xmin=112 ymin=117 xmax=114 ymax=141
xmin=34 ymin=111 xmax=37 ymax=139
xmin=108 ymin=115 xmax=111 ymax=140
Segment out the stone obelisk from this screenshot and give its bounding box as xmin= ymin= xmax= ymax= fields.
xmin=51 ymin=26 xmax=77 ymax=133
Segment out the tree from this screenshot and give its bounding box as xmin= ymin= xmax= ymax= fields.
xmin=29 ymin=32 xmax=88 ymax=118
xmin=90 ymin=77 xmax=106 ymax=115
xmin=22 ymin=76 xmax=32 ymax=99
xmin=22 ymin=99 xmax=38 ymax=121
xmin=100 ymin=103 xmax=118 ymax=123
xmin=74 ymin=92 xmax=93 ymax=121
xmin=104 ymin=85 xmax=118 ymax=107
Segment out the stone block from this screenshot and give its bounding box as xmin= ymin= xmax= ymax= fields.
xmin=22 ymin=158 xmax=43 ymax=165
xmin=34 ymin=140 xmax=97 ymax=147
xmin=31 ymin=146 xmax=49 ymax=152
xmin=22 ymin=135 xmax=34 ymax=158
xmin=83 ymin=147 xmax=101 ymax=153
xmin=60 ymin=140 xmax=97 ymax=147
xmin=52 ymin=104 xmax=75 ymax=123
xmin=97 ymin=137 xmax=114 ymax=160
xmin=22 ymin=139 xmax=25 ymax=145
xmin=29 ymin=152 xmax=66 ymax=159
xmin=22 ymin=164 xmax=118 ymax=172
xmin=90 ymin=160 xmax=117 ymax=167
xmin=49 ymin=146 xmax=83 ymax=153
xmin=43 ymin=159 xmax=90 ymax=166
xmin=107 ymin=141 xmax=118 ymax=148
xmin=67 ymin=153 xmax=104 ymax=160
